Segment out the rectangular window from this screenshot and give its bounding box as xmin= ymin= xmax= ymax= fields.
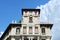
xmin=41 ymin=28 xmax=45 ymax=35
xmin=16 ymin=28 xmax=20 ymax=34
xmin=29 ymin=17 xmax=33 ymax=23
xmin=29 ymin=27 xmax=32 ymax=34
xmin=23 ymin=27 xmax=27 ymax=34
xmin=35 ymin=27 xmax=38 ymax=34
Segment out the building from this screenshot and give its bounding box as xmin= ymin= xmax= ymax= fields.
xmin=0 ymin=9 xmax=53 ymax=40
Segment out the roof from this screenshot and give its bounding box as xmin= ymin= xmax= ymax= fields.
xmin=22 ymin=8 xmax=40 ymax=15
xmin=40 ymin=22 xmax=53 ymax=29
xmin=22 ymin=8 xmax=40 ymax=11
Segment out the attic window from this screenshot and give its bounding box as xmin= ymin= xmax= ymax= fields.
xmin=30 ymin=11 xmax=32 ymax=13
xmin=16 ymin=28 xmax=20 ymax=34
xmin=35 ymin=11 xmax=37 ymax=15
xmin=25 ymin=11 xmax=27 ymax=13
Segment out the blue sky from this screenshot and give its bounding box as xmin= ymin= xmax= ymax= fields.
xmin=0 ymin=0 xmax=60 ymax=40
xmin=0 ymin=0 xmax=49 ymax=32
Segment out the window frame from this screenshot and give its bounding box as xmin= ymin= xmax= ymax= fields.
xmin=35 ymin=11 xmax=37 ymax=15
xmin=35 ymin=26 xmax=38 ymax=34
xmin=16 ymin=27 xmax=20 ymax=34
xmin=29 ymin=17 xmax=33 ymax=23
xmin=23 ymin=26 xmax=27 ymax=34
xmin=29 ymin=26 xmax=32 ymax=34
xmin=41 ymin=27 xmax=45 ymax=35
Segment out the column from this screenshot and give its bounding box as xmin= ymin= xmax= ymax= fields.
xmin=27 ymin=26 xmax=29 ymax=34
xmin=38 ymin=37 xmax=39 ymax=40
xmin=33 ymin=26 xmax=34 ymax=34
xmin=29 ymin=37 xmax=30 ymax=40
xmin=22 ymin=36 xmax=24 ymax=40
xmin=31 ymin=37 xmax=33 ymax=40
xmin=38 ymin=25 xmax=40 ymax=34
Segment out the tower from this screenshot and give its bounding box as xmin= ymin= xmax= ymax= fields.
xmin=0 ymin=9 xmax=53 ymax=40
xmin=21 ymin=9 xmax=40 ymax=25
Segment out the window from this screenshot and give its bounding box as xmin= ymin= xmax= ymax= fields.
xmin=16 ymin=28 xmax=20 ymax=34
xmin=35 ymin=11 xmax=37 ymax=15
xmin=23 ymin=27 xmax=27 ymax=34
xmin=30 ymin=11 xmax=32 ymax=14
xmin=35 ymin=27 xmax=38 ymax=34
xmin=29 ymin=17 xmax=33 ymax=23
xmin=25 ymin=11 xmax=27 ymax=13
xmin=42 ymin=39 xmax=46 ymax=40
xmin=41 ymin=28 xmax=45 ymax=34
xmin=29 ymin=27 xmax=32 ymax=34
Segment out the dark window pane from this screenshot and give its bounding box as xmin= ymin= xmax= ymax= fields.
xmin=25 ymin=11 xmax=27 ymax=13
xmin=23 ymin=27 xmax=27 ymax=34
xmin=29 ymin=27 xmax=32 ymax=34
xmin=41 ymin=28 xmax=45 ymax=34
xmin=35 ymin=27 xmax=38 ymax=34
xmin=29 ymin=17 xmax=33 ymax=23
xmin=35 ymin=11 xmax=37 ymax=15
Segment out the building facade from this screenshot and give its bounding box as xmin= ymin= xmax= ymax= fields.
xmin=0 ymin=9 xmax=53 ymax=40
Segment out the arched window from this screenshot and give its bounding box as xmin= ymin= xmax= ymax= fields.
xmin=41 ymin=28 xmax=45 ymax=35
xmin=16 ymin=28 xmax=20 ymax=34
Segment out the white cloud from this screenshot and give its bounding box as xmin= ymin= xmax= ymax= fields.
xmin=36 ymin=0 xmax=60 ymax=40
xmin=0 ymin=32 xmax=3 ymax=37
